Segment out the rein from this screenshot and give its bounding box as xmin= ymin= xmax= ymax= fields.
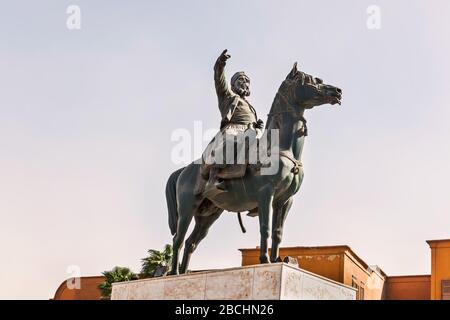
xmin=267 ymin=92 xmax=308 ymax=136
xmin=265 ymin=92 xmax=306 ymax=175
xmin=279 ymin=150 xmax=303 ymax=175
xmin=267 ymin=110 xmax=308 ymax=137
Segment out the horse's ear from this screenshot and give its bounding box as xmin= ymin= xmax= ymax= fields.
xmin=286 ymin=62 xmax=298 ymax=80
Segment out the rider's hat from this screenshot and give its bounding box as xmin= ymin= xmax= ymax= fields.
xmin=231 ymin=71 xmax=250 ymax=86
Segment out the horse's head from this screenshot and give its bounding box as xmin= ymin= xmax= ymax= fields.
xmin=284 ymin=62 xmax=342 ymax=109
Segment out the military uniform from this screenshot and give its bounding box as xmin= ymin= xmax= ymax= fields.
xmin=216 ymin=69 xmax=258 ymax=132
xmin=196 ymin=54 xmax=262 ymax=196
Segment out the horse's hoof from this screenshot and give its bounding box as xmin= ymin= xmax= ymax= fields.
xmin=270 ymin=256 xmax=282 ymax=263
xmin=260 ymin=256 xmax=270 ymax=264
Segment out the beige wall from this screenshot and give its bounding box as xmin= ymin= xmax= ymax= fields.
xmin=342 ymin=254 xmax=385 ymax=300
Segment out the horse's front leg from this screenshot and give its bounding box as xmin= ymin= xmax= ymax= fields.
xmin=270 ymin=198 xmax=293 ymax=263
xmin=257 ymin=185 xmax=274 ymax=264
xmin=180 ymin=210 xmax=222 ymax=273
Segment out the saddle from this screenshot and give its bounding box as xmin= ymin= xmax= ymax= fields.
xmin=207 ymin=127 xmax=262 ymax=180
xmin=194 ymin=136 xmax=261 ymax=198
xmin=215 ymin=164 xmax=247 ymax=179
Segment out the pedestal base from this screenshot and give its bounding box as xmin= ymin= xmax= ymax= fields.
xmin=111 ymin=263 xmax=356 ymax=300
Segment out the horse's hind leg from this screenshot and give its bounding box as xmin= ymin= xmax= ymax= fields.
xmin=180 ymin=209 xmax=222 ymax=274
xmin=170 ymin=201 xmax=195 ymax=275
xmin=270 ymin=197 xmax=293 ymax=263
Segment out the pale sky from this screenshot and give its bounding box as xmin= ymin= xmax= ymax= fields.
xmin=1 ymin=0 xmax=450 ymax=299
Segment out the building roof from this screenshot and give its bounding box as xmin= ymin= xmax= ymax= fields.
xmin=53 ymin=276 xmax=105 ymax=300
xmin=386 ymin=274 xmax=430 ymax=280
xmin=239 ymin=245 xmax=388 ymax=278
xmin=426 ymin=238 xmax=450 ymax=247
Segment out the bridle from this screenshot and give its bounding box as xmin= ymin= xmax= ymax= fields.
xmin=267 ymin=93 xmax=308 ymax=137
xmin=266 ymin=92 xmax=307 ymax=175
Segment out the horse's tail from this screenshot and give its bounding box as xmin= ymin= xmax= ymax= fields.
xmin=166 ymin=167 xmax=185 ymax=236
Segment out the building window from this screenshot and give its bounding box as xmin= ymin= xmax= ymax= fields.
xmin=360 ymin=282 xmax=365 ymax=300
xmin=442 ymin=280 xmax=450 ymax=300
xmin=351 ymin=276 xmax=360 ymax=300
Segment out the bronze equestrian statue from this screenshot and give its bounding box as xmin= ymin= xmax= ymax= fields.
xmin=166 ymin=50 xmax=342 ymax=275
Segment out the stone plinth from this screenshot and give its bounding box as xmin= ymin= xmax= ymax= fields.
xmin=111 ymin=263 xmax=356 ymax=300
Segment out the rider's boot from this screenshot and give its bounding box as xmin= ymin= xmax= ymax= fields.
xmin=204 ymin=167 xmax=227 ymax=196
xmin=215 ymin=178 xmax=226 ymax=191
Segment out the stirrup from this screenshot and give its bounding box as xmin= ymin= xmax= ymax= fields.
xmin=215 ymin=180 xmax=227 ymax=191
xmin=204 ymin=181 xmax=226 ymax=198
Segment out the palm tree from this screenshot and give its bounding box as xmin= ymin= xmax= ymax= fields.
xmin=98 ymin=266 xmax=138 ymax=300
xmin=140 ymin=244 xmax=173 ymax=278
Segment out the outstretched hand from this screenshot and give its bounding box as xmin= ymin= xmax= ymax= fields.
xmin=217 ymin=49 xmax=231 ymax=66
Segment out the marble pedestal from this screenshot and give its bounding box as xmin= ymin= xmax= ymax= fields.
xmin=111 ymin=263 xmax=356 ymax=300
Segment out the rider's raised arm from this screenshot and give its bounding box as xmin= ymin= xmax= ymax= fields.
xmin=214 ymin=50 xmax=232 ymax=102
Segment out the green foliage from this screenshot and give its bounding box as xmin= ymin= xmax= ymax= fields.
xmin=96 ymin=244 xmax=173 ymax=299
xmin=140 ymin=244 xmax=173 ymax=278
xmin=97 ymin=266 xmax=138 ymax=300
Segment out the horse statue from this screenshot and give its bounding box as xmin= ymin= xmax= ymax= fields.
xmin=165 ymin=61 xmax=342 ymax=275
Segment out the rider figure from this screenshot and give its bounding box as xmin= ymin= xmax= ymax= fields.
xmin=199 ymin=49 xmax=264 ymax=195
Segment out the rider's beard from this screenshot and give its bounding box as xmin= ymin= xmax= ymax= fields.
xmin=232 ymin=84 xmax=250 ymax=97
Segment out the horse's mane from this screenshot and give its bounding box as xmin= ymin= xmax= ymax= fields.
xmin=265 ymin=79 xmax=292 ymax=129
